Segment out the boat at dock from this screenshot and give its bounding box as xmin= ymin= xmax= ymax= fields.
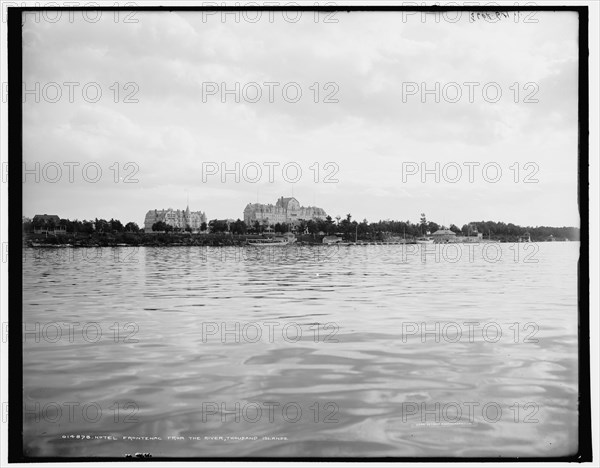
xmin=247 ymin=233 xmax=297 ymax=246
xmin=322 ymin=235 xmax=343 ymax=245
xmin=28 ymin=242 xmax=72 ymax=248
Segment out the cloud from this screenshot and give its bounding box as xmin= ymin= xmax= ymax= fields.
xmin=21 ymin=10 xmax=580 ymax=227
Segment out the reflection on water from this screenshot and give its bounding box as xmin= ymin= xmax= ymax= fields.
xmin=22 ymin=243 xmax=579 ymax=457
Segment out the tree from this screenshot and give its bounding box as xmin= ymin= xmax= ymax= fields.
xmin=298 ymin=220 xmax=308 ymax=235
xmin=110 ymin=218 xmax=124 ymax=232
xmin=200 ymin=222 xmax=207 ymax=232
xmin=420 ymin=213 xmax=427 ymax=234
xmin=152 ymin=221 xmax=171 ymax=232
xmin=350 ymin=220 xmax=358 ymax=241
xmin=231 ymin=219 xmax=247 ymax=235
xmin=325 ymin=217 xmax=336 ymax=235
xmin=58 ymin=218 xmax=73 ymax=232
xmin=209 ymin=219 xmax=229 ymax=233
xmin=426 ymin=221 xmax=439 ymax=234
xmin=94 ymin=218 xmax=109 ymax=233
xmin=81 ymin=220 xmax=95 ymax=234
xmin=125 ymin=222 xmax=140 ymax=233
xmin=358 ymin=219 xmax=370 ymax=240
xmin=339 ymin=216 xmax=352 ymax=238
xmin=306 ymin=219 xmax=318 ymax=236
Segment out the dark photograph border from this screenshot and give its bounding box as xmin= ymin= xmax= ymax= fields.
xmin=7 ymin=4 xmax=591 ymax=463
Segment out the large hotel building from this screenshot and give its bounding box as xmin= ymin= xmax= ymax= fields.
xmin=243 ymin=196 xmax=327 ymax=225
xmin=144 ymin=206 xmax=207 ymax=232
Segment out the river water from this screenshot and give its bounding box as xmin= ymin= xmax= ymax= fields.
xmin=22 ymin=242 xmax=580 ymax=458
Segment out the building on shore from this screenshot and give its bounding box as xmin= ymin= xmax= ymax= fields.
xmin=519 ymin=232 xmax=532 ymax=242
xmin=431 ymin=229 xmax=457 ymax=243
xmin=32 ymin=214 xmax=60 ymax=225
xmin=144 ymin=206 xmax=207 ymax=232
xmin=243 ymin=197 xmax=327 ymax=226
xmin=32 ymin=214 xmax=67 ymax=234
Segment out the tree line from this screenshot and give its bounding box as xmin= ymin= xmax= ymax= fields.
xmin=24 ymin=214 xmax=579 ymax=242
xmin=26 ymin=217 xmax=140 ymax=234
xmin=203 ymin=214 xmax=579 ymax=242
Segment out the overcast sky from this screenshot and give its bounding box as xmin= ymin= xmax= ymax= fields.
xmin=22 ymin=9 xmax=579 ymax=228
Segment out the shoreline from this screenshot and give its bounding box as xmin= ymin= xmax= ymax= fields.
xmin=23 ymin=232 xmax=573 ymax=248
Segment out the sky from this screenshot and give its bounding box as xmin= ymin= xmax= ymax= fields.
xmin=21 ymin=9 xmax=580 ymax=228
